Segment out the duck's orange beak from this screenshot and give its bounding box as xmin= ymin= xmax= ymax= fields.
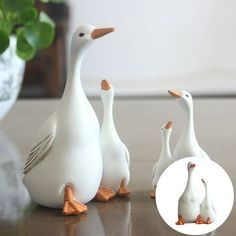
xmin=91 ymin=28 xmax=115 ymax=39
xmin=101 ymin=79 xmax=112 ymax=90
xmin=168 ymin=90 xmax=182 ymax=98
xmin=165 ymin=121 xmax=172 ymax=129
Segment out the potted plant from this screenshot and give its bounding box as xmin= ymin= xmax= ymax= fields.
xmin=0 ymin=0 xmax=63 ymax=120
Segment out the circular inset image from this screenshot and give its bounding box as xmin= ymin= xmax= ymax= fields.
xmin=155 ymin=157 xmax=234 ymax=235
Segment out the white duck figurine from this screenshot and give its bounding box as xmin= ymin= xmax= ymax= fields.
xmin=168 ymin=90 xmax=210 ymax=160
xmin=151 ymin=121 xmax=173 ymax=198
xmin=200 ymin=179 xmax=216 ymax=224
xmin=23 ymin=25 xmax=115 ymax=215
xmin=96 ymin=80 xmax=130 ymax=201
xmin=176 ymin=161 xmax=204 ymax=225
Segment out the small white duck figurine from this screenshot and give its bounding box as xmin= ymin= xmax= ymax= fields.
xmin=200 ymin=179 xmax=216 ymax=224
xmin=150 ymin=121 xmax=173 ymax=198
xmin=176 ymin=161 xmax=204 ymax=225
xmin=96 ymin=80 xmax=130 ymax=201
xmin=168 ymin=90 xmax=210 ymax=160
xmin=23 ymin=25 xmax=115 ymax=215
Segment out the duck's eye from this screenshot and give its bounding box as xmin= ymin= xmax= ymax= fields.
xmin=79 ymin=33 xmax=85 ymax=37
xmin=186 ymin=94 xmax=189 ymax=97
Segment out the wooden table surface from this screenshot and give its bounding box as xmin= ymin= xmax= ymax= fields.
xmin=0 ymin=98 xmax=235 ymax=236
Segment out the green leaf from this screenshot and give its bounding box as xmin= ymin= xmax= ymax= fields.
xmin=2 ymin=0 xmax=34 ymax=13
xmin=24 ymin=22 xmax=55 ymax=49
xmin=17 ymin=7 xmax=37 ymax=24
xmin=0 ymin=30 xmax=9 ymax=54
xmin=39 ymin=11 xmax=55 ymax=28
xmin=16 ymin=29 xmax=36 ymax=60
xmin=16 ymin=27 xmax=24 ymax=37
xmin=52 ymin=0 xmax=64 ymax=2
xmin=0 ymin=9 xmax=3 ymax=20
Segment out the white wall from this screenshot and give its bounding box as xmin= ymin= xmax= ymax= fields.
xmin=66 ymin=0 xmax=236 ymax=96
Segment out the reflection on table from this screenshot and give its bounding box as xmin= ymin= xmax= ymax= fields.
xmin=25 ymin=198 xmax=131 ymax=236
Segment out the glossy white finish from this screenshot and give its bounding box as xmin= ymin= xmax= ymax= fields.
xmin=170 ymin=90 xmax=210 ymax=160
xmin=201 ymin=180 xmax=216 ymax=223
xmin=23 ymin=25 xmax=114 ymax=208
xmin=100 ymin=81 xmax=130 ymax=191
xmin=152 ymin=122 xmax=172 ymax=190
xmin=0 ymin=36 xmax=25 ymax=121
xmin=178 ymin=161 xmax=204 ymax=223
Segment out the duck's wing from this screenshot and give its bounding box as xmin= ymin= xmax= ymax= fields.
xmin=123 ymin=143 xmax=130 ymax=167
xmin=23 ymin=112 xmax=57 ymax=174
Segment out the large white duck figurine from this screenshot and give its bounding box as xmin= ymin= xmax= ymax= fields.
xmin=176 ymin=161 xmax=204 ymax=225
xmin=200 ymin=179 xmax=216 ymax=224
xmin=96 ymin=80 xmax=130 ymax=201
xmin=150 ymin=121 xmax=173 ymax=198
xmin=168 ymin=90 xmax=210 ymax=160
xmin=23 ymin=25 xmax=115 ymax=215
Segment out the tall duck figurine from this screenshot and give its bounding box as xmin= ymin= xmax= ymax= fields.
xmin=96 ymin=80 xmax=130 ymax=201
xmin=176 ymin=161 xmax=204 ymax=225
xmin=151 ymin=121 xmax=173 ymax=198
xmin=23 ymin=25 xmax=115 ymax=215
xmin=200 ymin=179 xmax=216 ymax=224
xmin=168 ymin=90 xmax=210 ymax=160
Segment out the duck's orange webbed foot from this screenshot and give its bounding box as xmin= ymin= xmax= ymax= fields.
xmin=117 ymin=179 xmax=130 ymax=197
xmin=195 ymin=215 xmax=204 ymax=224
xmin=150 ymin=191 xmax=155 ymax=198
xmin=176 ymin=215 xmax=185 ymax=225
xmin=205 ymin=217 xmax=212 ymax=224
xmin=63 ymin=185 xmax=87 ymax=216
xmin=95 ymin=187 xmax=116 ymax=202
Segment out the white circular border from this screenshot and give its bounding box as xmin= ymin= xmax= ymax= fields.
xmin=155 ymin=157 xmax=234 ymax=235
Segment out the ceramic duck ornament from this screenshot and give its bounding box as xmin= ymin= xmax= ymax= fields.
xmin=168 ymin=90 xmax=210 ymax=160
xmin=23 ymin=25 xmax=115 ymax=215
xmin=176 ymin=161 xmax=204 ymax=225
xmin=96 ymin=80 xmax=130 ymax=201
xmin=150 ymin=121 xmax=173 ymax=198
xmin=200 ymin=179 xmax=216 ymax=224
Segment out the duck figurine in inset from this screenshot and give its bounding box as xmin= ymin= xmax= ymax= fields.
xmin=96 ymin=80 xmax=130 ymax=201
xmin=150 ymin=121 xmax=173 ymax=198
xmin=168 ymin=90 xmax=210 ymax=160
xmin=176 ymin=161 xmax=204 ymax=225
xmin=200 ymin=179 xmax=216 ymax=224
xmin=23 ymin=25 xmax=115 ymax=215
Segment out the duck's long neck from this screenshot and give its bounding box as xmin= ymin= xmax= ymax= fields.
xmin=182 ymin=108 xmax=197 ymax=142
xmin=203 ymin=185 xmax=210 ymax=201
xmin=62 ymin=47 xmax=85 ymax=102
xmin=186 ymin=170 xmax=194 ymax=190
xmin=160 ymin=133 xmax=172 ymax=160
xmin=101 ymin=94 xmax=118 ymax=135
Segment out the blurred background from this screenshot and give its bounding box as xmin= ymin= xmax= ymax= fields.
xmin=20 ymin=0 xmax=236 ymax=98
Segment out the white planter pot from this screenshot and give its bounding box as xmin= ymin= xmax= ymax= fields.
xmin=0 ymin=36 xmax=25 ymax=120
